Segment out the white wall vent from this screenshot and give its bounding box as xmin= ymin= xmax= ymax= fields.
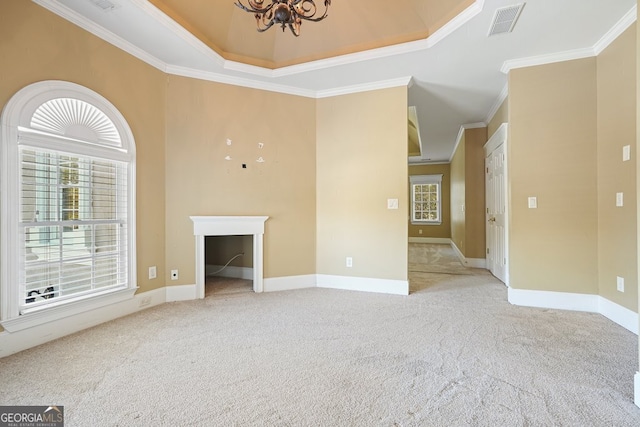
xmin=488 ymin=3 xmax=525 ymax=36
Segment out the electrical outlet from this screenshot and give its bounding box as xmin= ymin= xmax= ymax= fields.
xmin=617 ymin=276 xmax=624 ymax=292
xmin=148 ymin=266 xmax=156 ymax=280
xmin=346 ymin=257 xmax=353 ymax=268
xmin=419 ymin=229 xmax=423 ymax=235
xmin=139 ymin=296 xmax=151 ymax=307
xmin=171 ymin=269 xmax=178 ymax=280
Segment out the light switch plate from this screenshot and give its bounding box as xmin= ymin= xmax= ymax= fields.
xmin=387 ymin=199 xmax=399 ymax=210
xmin=148 ymin=266 xmax=156 ymax=280
xmin=623 ymin=145 xmax=631 ymax=161
xmin=616 ymin=192 xmax=624 ymax=207
xmin=617 ymin=276 xmax=625 ymax=292
xmin=528 ymin=197 xmax=537 ymax=209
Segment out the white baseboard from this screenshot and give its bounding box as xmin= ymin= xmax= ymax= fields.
xmin=166 ymin=284 xmax=197 ymax=302
xmin=316 ymin=274 xmax=409 ymax=296
xmin=450 ymin=241 xmax=486 ymax=268
xmin=635 ymin=372 xmax=640 ymax=408
xmin=409 ymin=237 xmax=451 ymax=244
xmin=206 ymin=264 xmax=253 ymax=280
xmin=599 ymin=297 xmax=638 ymax=334
xmin=508 ymin=288 xmax=638 ymax=334
xmin=263 ymin=275 xmax=316 ymax=292
xmin=0 ymin=288 xmax=166 ymax=359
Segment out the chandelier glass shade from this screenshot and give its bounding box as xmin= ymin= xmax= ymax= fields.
xmin=234 ymin=0 xmax=331 ymax=37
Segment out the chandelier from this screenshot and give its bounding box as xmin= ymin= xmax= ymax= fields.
xmin=234 ymin=0 xmax=331 ymax=37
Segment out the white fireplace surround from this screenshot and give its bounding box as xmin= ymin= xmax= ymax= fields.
xmin=191 ymin=216 xmax=269 ymax=298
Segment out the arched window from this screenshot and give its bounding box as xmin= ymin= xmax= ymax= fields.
xmin=1 ymin=81 xmax=136 ymax=331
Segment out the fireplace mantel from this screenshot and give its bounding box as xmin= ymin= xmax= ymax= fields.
xmin=191 ymin=216 xmax=269 ymax=297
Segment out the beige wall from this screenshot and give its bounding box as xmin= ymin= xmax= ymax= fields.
xmin=0 ymin=0 xmax=167 ymax=300
xmin=450 ymin=128 xmax=487 ymax=258
xmin=316 ymin=89 xmax=408 ymax=281
xmin=408 ymin=164 xmax=451 ymax=239
xmin=464 ymin=127 xmax=487 ymax=259
xmin=165 ymin=76 xmax=317 ymax=284
xmin=597 ymin=25 xmax=637 ymax=311
xmin=509 ymin=58 xmax=599 ymax=294
xmin=488 ymin=97 xmax=508 ymax=138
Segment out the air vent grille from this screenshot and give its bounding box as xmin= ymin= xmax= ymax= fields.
xmin=488 ymin=3 xmax=525 ymax=36
xmin=90 ymin=0 xmax=118 ymax=11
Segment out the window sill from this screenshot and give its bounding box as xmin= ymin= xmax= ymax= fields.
xmin=0 ymin=287 xmax=137 ymax=332
xmin=411 ymin=222 xmax=442 ymax=226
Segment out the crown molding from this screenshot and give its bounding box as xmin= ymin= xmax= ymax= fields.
xmin=37 ymin=0 xmax=485 ymax=81
xmin=500 ymin=47 xmax=595 ymax=74
xmin=34 ymin=0 xmax=168 ymax=72
xmin=316 ymin=77 xmax=414 ymax=99
xmin=593 ymin=5 xmax=637 ymax=55
xmin=501 ymin=4 xmax=637 ymax=74
xmin=485 ymin=83 xmax=509 ymax=124
xmin=165 ymin=65 xmax=317 ymax=98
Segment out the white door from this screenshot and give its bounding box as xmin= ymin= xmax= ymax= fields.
xmin=485 ymin=133 xmax=508 ymax=284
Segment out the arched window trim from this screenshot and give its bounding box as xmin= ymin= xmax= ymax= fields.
xmin=1 ymin=81 xmax=137 ymax=331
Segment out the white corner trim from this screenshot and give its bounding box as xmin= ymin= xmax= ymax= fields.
xmin=263 ymin=275 xmax=317 ymax=292
xmin=501 ymin=5 xmax=637 ymax=74
xmin=0 ymin=288 xmax=166 ymax=358
xmin=316 ymin=275 xmax=409 ymax=296
xmin=507 ymin=288 xmax=639 ymax=335
xmin=165 ymin=284 xmax=197 ymax=302
xmin=485 ymin=83 xmax=508 ymax=124
xmin=635 ymin=372 xmax=640 ymax=408
xmin=206 ymin=265 xmax=253 ymax=281
xmin=409 ymin=237 xmax=452 ymax=244
xmin=593 ymin=5 xmax=637 ymax=55
xmin=33 ymin=0 xmax=168 ymax=73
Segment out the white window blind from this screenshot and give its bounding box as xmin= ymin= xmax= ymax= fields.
xmin=19 ymin=148 xmax=128 ymax=313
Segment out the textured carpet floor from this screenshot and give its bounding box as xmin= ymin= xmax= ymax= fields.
xmin=409 ymin=243 xmax=480 ymax=276
xmin=1 ymin=245 xmax=639 ymax=426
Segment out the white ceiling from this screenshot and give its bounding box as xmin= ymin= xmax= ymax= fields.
xmin=34 ymin=0 xmax=637 ymax=162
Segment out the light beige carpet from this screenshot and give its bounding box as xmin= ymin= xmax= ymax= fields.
xmin=0 ymin=245 xmax=639 ymax=426
xmin=409 ymin=243 xmax=481 ymax=276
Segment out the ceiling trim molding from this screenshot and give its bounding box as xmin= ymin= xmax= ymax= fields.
xmin=485 ymin=83 xmax=509 ymax=124
xmin=501 ymin=4 xmax=637 ymax=74
xmin=315 ymin=77 xmax=414 ymax=99
xmin=593 ymin=5 xmax=637 ymax=55
xmin=33 ymin=0 xmax=168 ymax=72
xmin=165 ymin=65 xmax=317 ymax=98
xmin=449 ymin=122 xmax=487 ymax=162
xmin=408 ymin=159 xmax=450 ymax=166
xmin=500 ymin=47 xmax=595 ymax=74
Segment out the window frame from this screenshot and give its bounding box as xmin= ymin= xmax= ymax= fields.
xmin=1 ymin=81 xmax=137 ymax=332
xmin=410 ymin=174 xmax=443 ymax=225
